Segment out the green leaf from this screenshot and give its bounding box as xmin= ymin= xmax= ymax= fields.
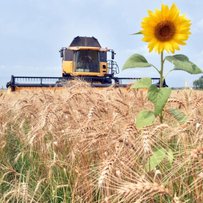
xmin=131 ymin=78 xmax=152 ymax=89
xmin=148 ymin=85 xmax=172 ymax=116
xmin=131 ymin=31 xmax=142 ymax=35
xmin=145 ymin=148 xmax=174 ymax=172
xmin=145 ymin=148 xmax=166 ymax=172
xmin=136 ymin=110 xmax=155 ymax=129
xmin=165 ymin=54 xmax=189 ymax=62
xmin=165 ymin=54 xmax=202 ymax=74
xmin=168 ymin=108 xmax=187 ymax=124
xmin=123 ymin=54 xmax=152 ymax=69
xmin=174 ymin=62 xmax=202 ymax=74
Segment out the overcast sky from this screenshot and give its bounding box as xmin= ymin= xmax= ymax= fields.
xmin=0 ymin=0 xmax=203 ymax=88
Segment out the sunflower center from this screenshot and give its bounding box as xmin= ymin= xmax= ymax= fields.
xmin=154 ymin=21 xmax=176 ymax=42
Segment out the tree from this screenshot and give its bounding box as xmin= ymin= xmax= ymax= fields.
xmin=193 ymin=76 xmax=203 ymax=89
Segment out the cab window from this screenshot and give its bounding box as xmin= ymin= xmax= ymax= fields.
xmin=75 ymin=50 xmax=100 ymax=72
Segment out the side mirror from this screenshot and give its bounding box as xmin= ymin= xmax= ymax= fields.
xmin=111 ymin=50 xmax=116 ymax=60
xmin=59 ymin=48 xmax=64 ymax=58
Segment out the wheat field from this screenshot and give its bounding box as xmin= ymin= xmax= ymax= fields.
xmin=0 ymin=81 xmax=202 ymax=203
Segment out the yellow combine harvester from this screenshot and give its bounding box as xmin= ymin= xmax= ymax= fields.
xmin=7 ymin=36 xmax=161 ymax=91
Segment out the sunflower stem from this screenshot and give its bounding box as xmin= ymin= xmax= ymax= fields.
xmin=160 ymin=51 xmax=164 ymax=123
xmin=160 ymin=52 xmax=164 ymax=88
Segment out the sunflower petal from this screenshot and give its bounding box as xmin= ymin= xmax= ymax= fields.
xmin=141 ymin=3 xmax=191 ymax=53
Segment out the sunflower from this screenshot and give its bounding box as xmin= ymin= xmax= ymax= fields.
xmin=141 ymin=4 xmax=191 ymax=53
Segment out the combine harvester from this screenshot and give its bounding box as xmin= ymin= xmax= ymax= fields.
xmin=7 ymin=36 xmax=161 ymax=91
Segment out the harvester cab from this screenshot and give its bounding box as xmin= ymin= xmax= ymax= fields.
xmin=59 ymin=36 xmax=119 ymax=85
xmin=6 ymin=36 xmax=162 ymax=91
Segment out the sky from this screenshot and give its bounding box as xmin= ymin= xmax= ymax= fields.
xmin=0 ymin=0 xmax=203 ymax=88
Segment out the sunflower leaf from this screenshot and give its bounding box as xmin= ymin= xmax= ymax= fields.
xmin=131 ymin=78 xmax=152 ymax=89
xmin=123 ymin=54 xmax=152 ymax=69
xmin=168 ymin=108 xmax=187 ymax=124
xmin=145 ymin=148 xmax=174 ymax=172
xmin=135 ymin=110 xmax=155 ymax=129
xmin=131 ymin=31 xmax=142 ymax=35
xmin=148 ymin=85 xmax=172 ymax=116
xmin=165 ymin=54 xmax=203 ymax=74
xmin=165 ymin=54 xmax=189 ymax=62
xmin=145 ymin=148 xmax=166 ymax=172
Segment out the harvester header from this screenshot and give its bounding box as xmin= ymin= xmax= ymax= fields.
xmin=6 ymin=36 xmax=161 ymax=91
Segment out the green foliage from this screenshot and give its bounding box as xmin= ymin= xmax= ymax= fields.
xmin=136 ymin=110 xmax=155 ymax=129
xmin=131 ymin=77 xmax=152 ymax=89
xmin=148 ymin=85 xmax=172 ymax=116
xmin=166 ymin=54 xmax=189 ymax=62
xmin=122 ymin=52 xmax=203 ymax=129
xmin=165 ymin=54 xmax=202 ymax=74
xmin=45 ymin=165 xmax=72 ymax=203
xmin=145 ymin=148 xmax=174 ymax=172
xmin=132 ymin=79 xmax=172 ymax=129
xmin=193 ymin=76 xmax=203 ymax=89
xmin=168 ymin=108 xmax=187 ymax=124
xmin=3 ymin=125 xmax=22 ymax=165
xmin=123 ymin=52 xmax=202 ymax=127
xmin=145 ymin=148 xmax=166 ymax=172
xmin=0 ymin=123 xmax=72 ymax=203
xmin=123 ymin=54 xmax=152 ymax=69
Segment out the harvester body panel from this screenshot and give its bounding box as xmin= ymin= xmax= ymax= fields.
xmin=61 ymin=37 xmax=109 ymax=78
